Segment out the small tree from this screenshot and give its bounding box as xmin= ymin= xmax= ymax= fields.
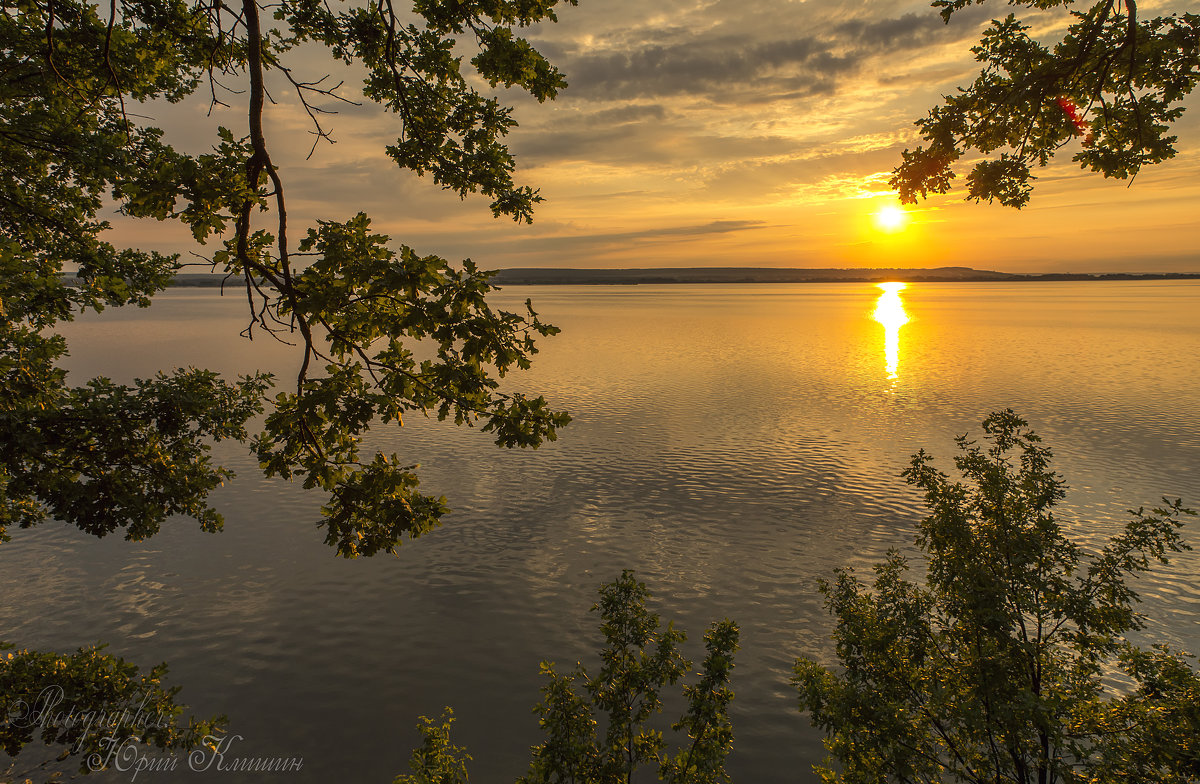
xmin=893 ymin=0 xmax=1200 ymax=207
xmin=396 ymin=571 xmax=740 ymax=784
xmin=1 ymin=644 xmax=224 ymax=780
xmin=795 ymin=409 xmax=1199 ymax=784
xmin=395 ymin=709 xmax=472 ymax=784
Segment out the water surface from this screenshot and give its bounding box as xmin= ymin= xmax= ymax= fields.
xmin=3 ymin=281 xmax=1198 ymax=782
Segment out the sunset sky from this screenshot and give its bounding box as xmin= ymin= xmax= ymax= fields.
xmin=121 ymin=0 xmax=1200 ymax=273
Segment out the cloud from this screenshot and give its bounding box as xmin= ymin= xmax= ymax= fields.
xmin=385 ymin=218 xmax=772 ymax=265
xmin=832 ymin=12 xmax=948 ymax=49
xmin=558 ymin=36 xmax=847 ymax=101
xmin=537 ymin=6 xmax=992 ymax=105
xmin=110 ymin=0 xmax=1200 ymax=272
xmin=486 ymin=219 xmax=770 ymax=252
xmin=511 ymin=107 xmax=807 ymax=169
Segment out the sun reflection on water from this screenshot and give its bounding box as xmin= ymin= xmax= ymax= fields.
xmin=872 ymin=282 xmax=909 ymax=380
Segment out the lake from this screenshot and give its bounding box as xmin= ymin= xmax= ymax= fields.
xmin=3 ymin=281 xmax=1199 ymax=782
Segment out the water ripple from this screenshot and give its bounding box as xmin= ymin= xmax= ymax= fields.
xmin=2 ymin=282 xmax=1197 ymax=783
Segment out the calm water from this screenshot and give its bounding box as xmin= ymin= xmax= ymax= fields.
xmin=4 ymin=282 xmax=1199 ymax=782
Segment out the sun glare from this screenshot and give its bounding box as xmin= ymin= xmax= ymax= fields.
xmin=873 ymin=205 xmax=908 ymax=233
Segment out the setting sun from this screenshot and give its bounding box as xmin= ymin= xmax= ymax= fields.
xmin=873 ymin=205 xmax=909 ymax=232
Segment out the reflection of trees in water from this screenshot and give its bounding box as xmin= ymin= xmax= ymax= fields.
xmin=872 ymin=283 xmax=909 ymax=380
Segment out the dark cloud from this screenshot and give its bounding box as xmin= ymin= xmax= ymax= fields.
xmin=510 ymin=101 xmax=805 ymax=167
xmin=543 ymin=7 xmax=991 ymax=104
xmin=389 ymin=219 xmax=771 ymax=267
xmin=588 ymin=103 xmax=669 ymax=123
xmin=833 ymin=12 xmax=944 ymax=49
xmin=525 ymin=219 xmax=769 ymax=250
xmin=556 ymin=34 xmax=851 ymax=101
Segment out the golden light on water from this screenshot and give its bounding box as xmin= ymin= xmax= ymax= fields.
xmin=872 ymin=282 xmax=909 ymax=380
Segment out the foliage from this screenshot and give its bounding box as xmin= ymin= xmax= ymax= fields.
xmin=3 ymin=0 xmax=573 ymax=772
xmin=522 ymin=571 xmax=740 ymax=784
xmin=893 ymin=0 xmax=1200 ymax=207
xmin=394 ymin=708 xmax=471 ymax=784
xmin=398 ymin=572 xmax=740 ymax=784
xmin=794 ymin=410 xmax=1199 ymax=784
xmin=0 ymin=643 xmax=223 ymax=776
xmin=1 ymin=0 xmax=573 ymax=557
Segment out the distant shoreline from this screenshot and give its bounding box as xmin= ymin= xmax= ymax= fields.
xmin=65 ymin=267 xmax=1200 ymax=288
xmin=488 ymin=267 xmax=1200 ymax=285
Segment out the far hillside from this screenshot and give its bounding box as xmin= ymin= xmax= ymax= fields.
xmin=488 ymin=267 xmax=1199 ymax=285
xmin=61 ymin=267 xmax=1200 ymax=288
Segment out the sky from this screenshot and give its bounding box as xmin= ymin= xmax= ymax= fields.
xmin=119 ymin=0 xmax=1200 ymax=273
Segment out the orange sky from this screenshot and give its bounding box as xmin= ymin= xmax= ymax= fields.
xmin=111 ymin=0 xmax=1200 ymax=274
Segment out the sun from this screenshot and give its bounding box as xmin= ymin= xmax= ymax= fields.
xmin=873 ymin=205 xmax=909 ymax=233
